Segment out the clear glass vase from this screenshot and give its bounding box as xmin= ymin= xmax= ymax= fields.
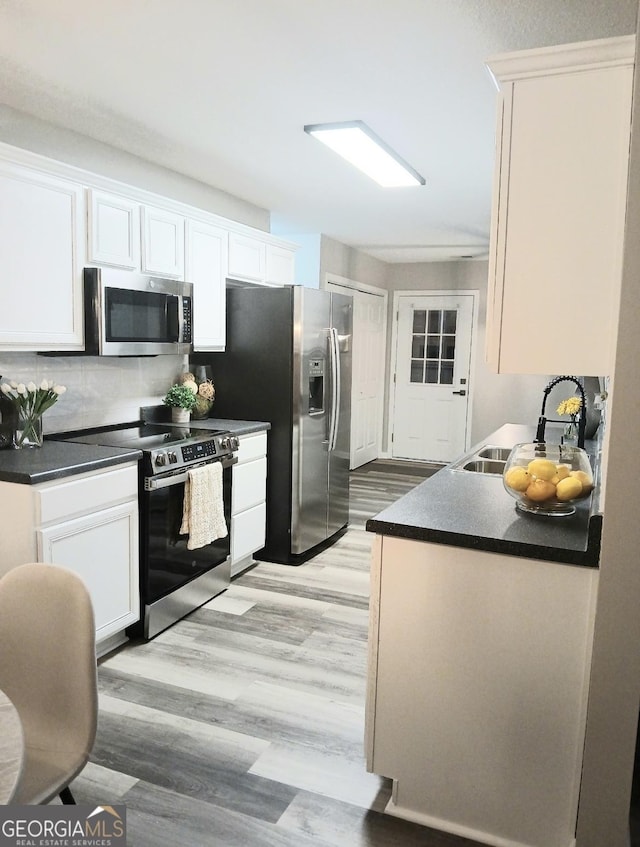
xmin=13 ymin=410 xmax=43 ymax=448
xmin=563 ymin=418 xmax=579 ymax=446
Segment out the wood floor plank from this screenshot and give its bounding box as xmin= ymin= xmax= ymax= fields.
xmin=67 ymin=461 xmax=485 ymax=846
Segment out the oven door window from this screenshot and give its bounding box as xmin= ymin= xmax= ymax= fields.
xmin=142 ymin=464 xmax=231 ymax=603
xmin=105 ymin=288 xmax=178 ymax=343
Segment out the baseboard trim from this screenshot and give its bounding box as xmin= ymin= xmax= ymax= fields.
xmin=383 ymin=795 xmax=573 ymax=847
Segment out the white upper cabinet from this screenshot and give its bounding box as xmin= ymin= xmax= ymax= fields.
xmin=186 ymin=218 xmax=227 ymax=351
xmin=228 ymin=232 xmax=266 ymax=283
xmin=228 ymin=232 xmax=297 ymax=286
xmin=87 ymin=189 xmax=140 ymax=270
xmin=485 ymin=36 xmax=634 ymax=376
xmin=0 ymin=160 xmax=85 ymax=351
xmin=141 ymin=205 xmax=185 ymax=279
xmin=0 ymin=141 xmax=297 ymax=352
xmin=266 ymin=243 xmax=295 ymax=286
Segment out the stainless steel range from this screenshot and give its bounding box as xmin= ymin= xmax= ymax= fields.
xmin=59 ymin=422 xmax=238 ymax=639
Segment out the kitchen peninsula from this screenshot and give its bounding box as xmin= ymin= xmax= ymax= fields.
xmin=365 ymin=424 xmax=601 ymax=847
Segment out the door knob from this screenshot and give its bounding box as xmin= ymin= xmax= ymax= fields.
xmin=452 ymin=390 xmax=467 ymax=396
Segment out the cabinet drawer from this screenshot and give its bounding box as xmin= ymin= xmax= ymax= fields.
xmin=38 ymin=464 xmax=138 ymax=525
xmin=232 ymin=457 xmax=267 ymax=515
xmin=237 ymin=431 xmax=267 ymax=464
xmin=231 ymin=501 xmax=266 ymax=563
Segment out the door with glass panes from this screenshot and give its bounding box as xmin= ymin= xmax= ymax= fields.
xmin=392 ymin=294 xmax=474 ymax=462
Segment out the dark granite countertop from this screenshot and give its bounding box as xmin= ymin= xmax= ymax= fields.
xmin=0 ymin=412 xmax=269 ymax=485
xmin=366 ymin=423 xmax=602 ymax=567
xmin=0 ymin=442 xmax=142 ymax=485
xmin=188 ymin=418 xmax=271 ymax=436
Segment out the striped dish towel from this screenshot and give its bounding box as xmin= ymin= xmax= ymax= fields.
xmin=180 ymin=462 xmax=228 ymax=550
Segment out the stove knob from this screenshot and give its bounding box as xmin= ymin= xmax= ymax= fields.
xmin=220 ymin=436 xmax=230 ymax=449
xmin=230 ymin=437 xmax=240 ymax=451
xmin=167 ymin=451 xmax=178 ymax=464
xmin=155 ymin=452 xmax=167 ymax=467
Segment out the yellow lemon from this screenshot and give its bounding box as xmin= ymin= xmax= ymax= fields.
xmin=504 ymin=466 xmax=531 ymax=492
xmin=527 ymin=458 xmax=557 ymax=481
xmin=570 ymin=470 xmax=593 ymax=495
xmin=525 ymin=479 xmax=556 ymax=502
xmin=556 ymin=476 xmax=583 ymax=501
xmin=551 ymin=464 xmax=571 ymax=485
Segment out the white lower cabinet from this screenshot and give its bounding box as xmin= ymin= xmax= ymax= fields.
xmin=230 ymin=431 xmax=267 ymax=577
xmin=0 ymin=463 xmax=140 ymax=655
xmin=366 ymin=534 xmax=598 ymax=847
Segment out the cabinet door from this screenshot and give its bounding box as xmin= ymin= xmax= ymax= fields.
xmin=38 ymin=501 xmax=140 ymax=641
xmin=186 ymin=219 xmax=227 ymax=350
xmin=228 ymin=232 xmax=266 ymax=283
xmin=0 ymin=162 xmax=85 ymax=350
xmin=141 ymin=205 xmax=185 ymax=278
xmin=266 ymin=244 xmax=295 ymax=286
xmin=87 ymin=189 xmax=140 ymax=269
xmin=487 ymin=43 xmax=634 ymax=375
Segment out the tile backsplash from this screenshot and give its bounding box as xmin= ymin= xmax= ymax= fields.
xmin=0 ymin=353 xmax=188 ymax=434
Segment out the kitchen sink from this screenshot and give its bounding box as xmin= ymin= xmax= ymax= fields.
xmin=460 ymin=459 xmax=506 ymax=475
xmin=476 ymin=446 xmax=512 ymax=461
xmin=451 ymin=443 xmax=513 ymax=475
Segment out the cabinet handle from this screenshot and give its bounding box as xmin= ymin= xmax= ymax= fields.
xmin=452 ymin=390 xmax=467 ymax=396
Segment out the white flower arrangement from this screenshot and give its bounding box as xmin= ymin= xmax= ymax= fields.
xmin=0 ymin=378 xmax=67 ymax=412
xmin=0 ymin=379 xmax=67 ymax=447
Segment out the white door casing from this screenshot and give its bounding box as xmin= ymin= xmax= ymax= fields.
xmin=391 ymin=292 xmax=475 ymax=463
xmin=326 ymin=275 xmax=387 ymax=469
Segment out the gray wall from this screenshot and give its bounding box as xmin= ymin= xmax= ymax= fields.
xmin=0 ymin=104 xmax=270 ymax=230
xmin=384 ymin=260 xmax=550 ymax=449
xmin=320 ymin=236 xmax=389 ymax=289
xmin=0 ymin=352 xmax=187 ymax=434
xmin=575 ymin=7 xmax=640 ymax=842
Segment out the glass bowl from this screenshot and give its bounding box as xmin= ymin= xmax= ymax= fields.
xmin=503 ymin=442 xmax=594 ymax=516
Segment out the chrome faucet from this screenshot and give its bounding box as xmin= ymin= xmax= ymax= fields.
xmin=534 ymin=375 xmax=587 ymax=449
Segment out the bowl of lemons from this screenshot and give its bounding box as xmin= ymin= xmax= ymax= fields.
xmin=503 ymin=443 xmax=594 ymax=516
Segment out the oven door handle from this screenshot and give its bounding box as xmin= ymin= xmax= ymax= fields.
xmin=144 ymin=456 xmax=237 ymax=491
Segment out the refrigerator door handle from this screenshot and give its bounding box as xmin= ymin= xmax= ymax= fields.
xmin=328 ymin=326 xmax=341 ymax=452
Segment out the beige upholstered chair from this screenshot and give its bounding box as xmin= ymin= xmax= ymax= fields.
xmin=0 ymin=563 xmax=98 ymax=804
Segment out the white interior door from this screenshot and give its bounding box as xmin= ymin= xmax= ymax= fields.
xmin=327 ymin=279 xmax=386 ymax=469
xmin=392 ymin=294 xmax=474 ymax=462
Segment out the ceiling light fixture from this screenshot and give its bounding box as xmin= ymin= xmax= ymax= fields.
xmin=304 ymin=120 xmax=425 ymax=188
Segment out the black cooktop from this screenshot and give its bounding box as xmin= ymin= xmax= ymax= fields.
xmin=60 ymin=423 xmax=226 ymax=452
xmin=58 ymin=422 xmax=237 ymax=476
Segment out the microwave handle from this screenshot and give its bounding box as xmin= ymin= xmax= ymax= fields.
xmin=166 ymin=295 xmax=180 ymax=342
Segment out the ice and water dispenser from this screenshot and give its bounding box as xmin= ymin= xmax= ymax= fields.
xmin=308 ymin=357 xmax=325 ymax=414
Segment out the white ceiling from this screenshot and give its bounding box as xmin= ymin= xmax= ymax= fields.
xmin=0 ymin=0 xmax=637 ymax=263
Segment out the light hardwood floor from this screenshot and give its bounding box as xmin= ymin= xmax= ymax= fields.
xmin=70 ymin=460 xmax=483 ymax=846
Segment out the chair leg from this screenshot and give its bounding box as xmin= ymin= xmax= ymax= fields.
xmin=59 ymin=786 xmax=76 ymax=804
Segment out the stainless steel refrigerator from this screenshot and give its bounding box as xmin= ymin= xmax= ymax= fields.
xmin=193 ymin=285 xmax=352 ymax=564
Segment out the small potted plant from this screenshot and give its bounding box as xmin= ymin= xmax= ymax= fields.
xmin=163 ymin=381 xmax=197 ymax=423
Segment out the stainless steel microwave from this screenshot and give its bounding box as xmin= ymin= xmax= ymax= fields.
xmin=83 ymin=267 xmax=193 ymax=356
